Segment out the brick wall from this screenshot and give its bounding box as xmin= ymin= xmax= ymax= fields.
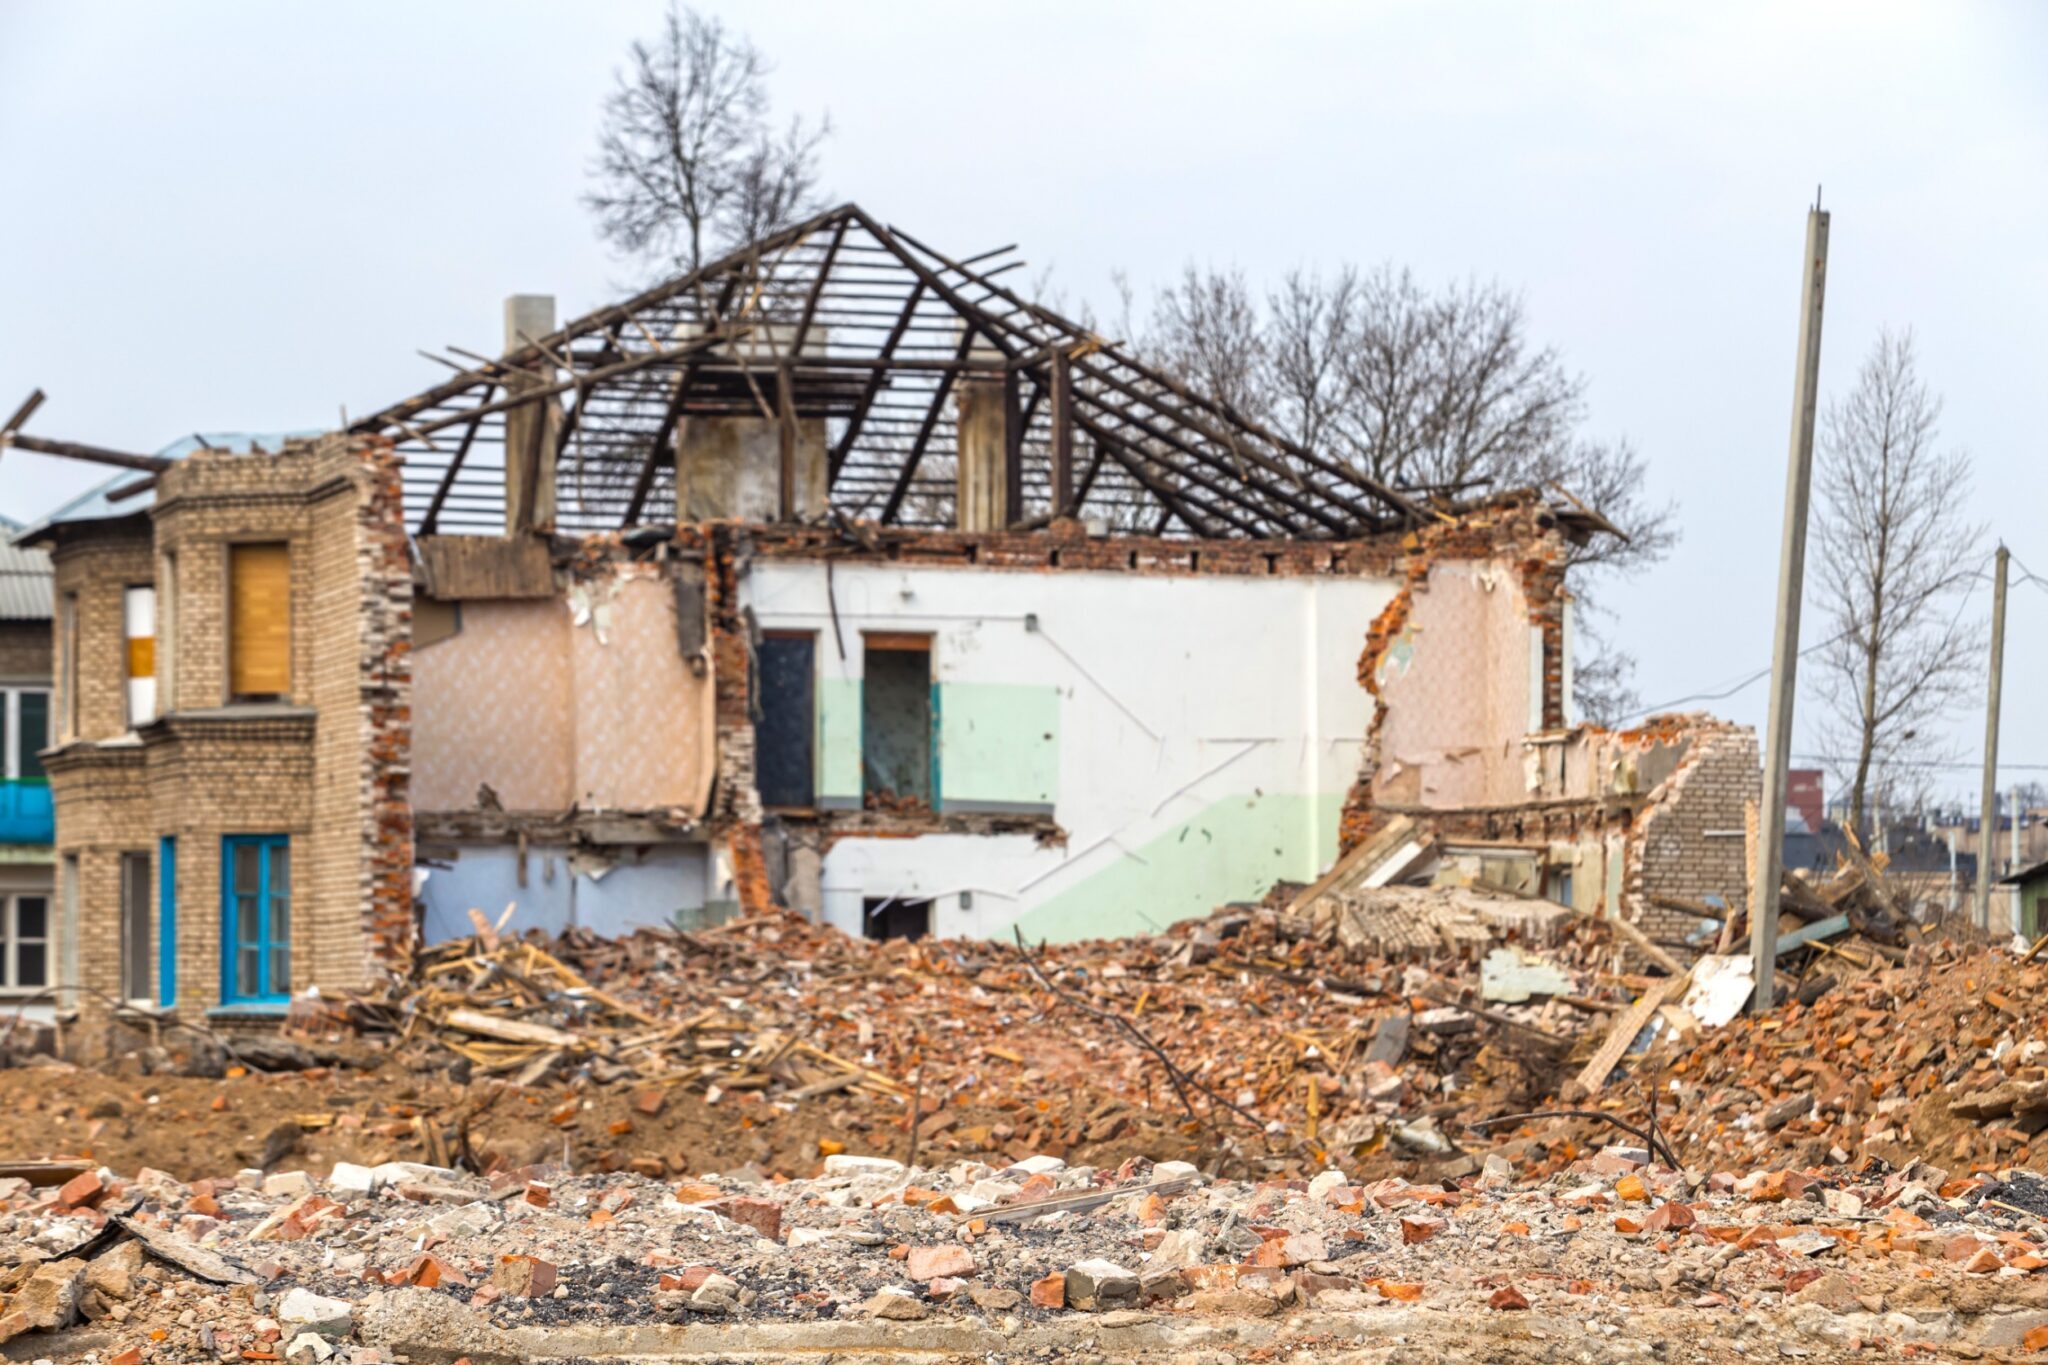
xmin=1627 ymin=719 xmax=1761 ymax=939
xmin=41 ymin=435 xmax=410 ymax=1034
xmin=0 ymin=620 xmax=51 ymax=682
xmin=49 ymin=529 xmax=154 ymax=743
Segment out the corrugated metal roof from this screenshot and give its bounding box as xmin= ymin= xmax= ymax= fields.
xmin=0 ymin=516 xmax=52 ymax=620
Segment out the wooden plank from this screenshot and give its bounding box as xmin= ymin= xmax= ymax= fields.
xmin=1283 ymin=814 xmax=1419 ymax=917
xmin=442 ymin=1008 xmax=579 ymax=1048
xmin=418 ymin=534 xmax=555 ymax=600
xmin=1571 ymin=972 xmax=1689 ymax=1099
xmin=229 ymin=543 xmax=291 ymax=696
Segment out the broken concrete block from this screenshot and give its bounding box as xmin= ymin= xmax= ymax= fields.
xmin=328 ymin=1163 xmax=377 ymax=1197
xmin=967 ymin=1284 xmax=1021 ymax=1310
xmin=689 ymin=1274 xmax=741 ymax=1314
xmin=263 ymin=1170 xmax=314 ymax=1198
xmin=8 ymin=1258 xmax=85 ymax=1334
xmin=822 ymin=1154 xmax=905 ymax=1177
xmin=1063 ymin=1259 xmax=1138 ymax=1311
xmin=863 ymin=1288 xmax=927 ymax=1320
xmin=1147 ymin=1228 xmax=1205 ymax=1270
xmin=279 ymin=1287 xmax=355 ymax=1338
xmin=80 ymin=1241 xmax=144 ymax=1320
xmin=1479 ymin=946 xmax=1572 ymax=1003
xmin=285 ymin=1333 xmax=335 ymax=1362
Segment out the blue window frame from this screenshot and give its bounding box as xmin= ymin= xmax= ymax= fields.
xmin=221 ymin=835 xmax=290 ymax=1005
xmin=158 ymin=836 xmax=177 ymax=1008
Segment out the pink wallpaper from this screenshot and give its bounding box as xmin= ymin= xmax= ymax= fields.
xmin=412 ymin=576 xmax=713 ymax=817
xmin=413 ymin=600 xmax=574 ymax=811
xmin=570 ymin=575 xmax=713 ymax=812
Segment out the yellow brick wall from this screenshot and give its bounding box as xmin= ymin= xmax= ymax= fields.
xmin=50 ymin=532 xmax=154 ymax=743
xmin=44 ymin=436 xmax=413 ymax=1028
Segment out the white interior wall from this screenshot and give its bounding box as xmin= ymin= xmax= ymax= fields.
xmin=418 ymin=843 xmax=711 ymax=944
xmin=743 ymin=561 xmax=1398 ymax=942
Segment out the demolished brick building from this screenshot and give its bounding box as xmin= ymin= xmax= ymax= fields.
xmin=7 ymin=204 xmax=1758 ymax=1029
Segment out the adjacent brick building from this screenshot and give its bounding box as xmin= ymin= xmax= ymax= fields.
xmin=0 ymin=526 xmax=54 ymax=1022
xmin=22 ymin=436 xmax=410 ymax=1032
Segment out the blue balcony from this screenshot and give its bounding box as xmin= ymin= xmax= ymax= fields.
xmin=0 ymin=780 xmax=54 ymax=845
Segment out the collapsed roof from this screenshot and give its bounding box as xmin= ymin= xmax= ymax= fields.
xmin=353 ymin=204 xmax=1428 ymax=540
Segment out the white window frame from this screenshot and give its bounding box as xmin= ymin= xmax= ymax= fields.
xmin=2 ymin=687 xmax=51 ymax=780
xmin=1 ymin=892 xmax=50 ymax=992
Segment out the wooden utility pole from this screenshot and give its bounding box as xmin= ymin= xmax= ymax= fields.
xmin=1974 ymin=545 xmax=2008 ymax=929
xmin=1753 ymin=202 xmax=1831 ymax=1014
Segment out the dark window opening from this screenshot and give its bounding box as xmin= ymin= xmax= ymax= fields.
xmin=862 ymin=635 xmax=932 ymax=808
xmin=755 ymin=633 xmax=816 ymax=808
xmin=6 ymin=895 xmax=47 ymax=989
xmin=17 ymin=691 xmax=47 ymax=779
xmin=120 ymin=851 xmax=151 ymax=1002
xmin=863 ymin=895 xmax=930 ymax=942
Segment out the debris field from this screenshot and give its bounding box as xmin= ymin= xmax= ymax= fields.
xmin=7 ymin=859 xmax=2048 ymax=1360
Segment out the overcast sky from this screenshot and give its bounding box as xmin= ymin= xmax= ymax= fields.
xmin=3 ymin=2 xmax=2043 ymax=806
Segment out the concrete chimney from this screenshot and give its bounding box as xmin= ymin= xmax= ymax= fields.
xmin=503 ymin=294 xmax=560 ymax=535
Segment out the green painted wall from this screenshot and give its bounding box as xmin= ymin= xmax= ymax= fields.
xmin=937 ymin=683 xmax=1059 ymax=810
xmin=816 ymin=678 xmax=863 ymax=803
xmin=1014 ymin=792 xmax=1340 ymax=943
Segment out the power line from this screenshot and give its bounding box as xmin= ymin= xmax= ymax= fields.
xmin=1793 ymin=751 xmax=2048 ymax=773
xmin=1616 ymin=547 xmax=2001 ymax=724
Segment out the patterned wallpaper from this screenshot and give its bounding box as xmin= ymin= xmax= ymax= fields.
xmin=412 ymin=576 xmax=713 ymax=817
xmin=412 ymin=599 xmax=574 ymax=811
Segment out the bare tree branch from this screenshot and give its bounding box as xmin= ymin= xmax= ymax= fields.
xmin=1812 ymin=329 xmax=1986 ymax=835
xmin=585 ymin=5 xmax=829 ymax=277
xmin=1127 ymin=262 xmax=1678 ymax=717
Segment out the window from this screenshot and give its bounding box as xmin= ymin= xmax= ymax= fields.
xmin=124 ymin=585 xmax=157 ymax=727
xmin=222 ymin=835 xmax=290 ymax=1005
xmin=862 ymin=634 xmax=933 ymax=807
xmin=862 ymin=895 xmax=930 ymax=942
xmin=2 ymin=688 xmax=50 ymax=779
xmin=229 ymin=544 xmax=291 ymax=699
xmin=1 ymin=894 xmax=48 ymax=990
xmin=755 ymin=632 xmax=815 ymax=808
xmin=120 ymin=851 xmax=151 ymax=1003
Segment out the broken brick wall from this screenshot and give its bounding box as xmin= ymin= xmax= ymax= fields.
xmin=1624 ymin=716 xmax=1760 ymax=936
xmin=1347 ymin=497 xmax=1572 ymax=851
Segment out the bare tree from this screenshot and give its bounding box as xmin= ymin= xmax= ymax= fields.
xmin=1129 ymin=263 xmax=1676 ymax=719
xmin=1147 ymin=265 xmax=1268 ymax=418
xmin=1812 ymin=329 xmax=1985 ymax=837
xmin=586 ymin=5 xmax=829 ymax=277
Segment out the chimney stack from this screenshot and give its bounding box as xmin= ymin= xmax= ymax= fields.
xmin=502 ymin=294 xmax=559 ymax=535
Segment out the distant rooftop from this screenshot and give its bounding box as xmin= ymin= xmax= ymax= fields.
xmin=0 ymin=515 xmax=51 ymax=621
